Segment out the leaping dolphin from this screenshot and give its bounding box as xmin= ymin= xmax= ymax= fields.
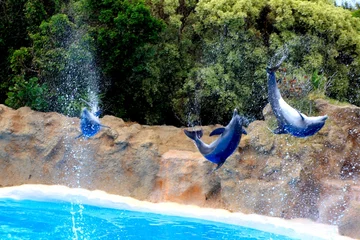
xmin=76 ymin=107 xmax=108 ymax=139
xmin=267 ymin=63 xmax=328 ymax=138
xmin=184 ymin=109 xmax=247 ymax=171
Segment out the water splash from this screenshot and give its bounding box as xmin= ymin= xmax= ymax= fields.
xmin=187 ymin=91 xmax=202 ymax=129
xmin=62 ymin=136 xmax=94 ymax=240
xmin=49 ymin=25 xmax=101 ymax=117
xmin=70 ymin=201 xmax=85 ymax=240
xmin=54 ymin=16 xmax=101 ymax=240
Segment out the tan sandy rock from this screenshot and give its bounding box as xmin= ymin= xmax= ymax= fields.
xmin=1 ymin=99 xmax=360 ymax=239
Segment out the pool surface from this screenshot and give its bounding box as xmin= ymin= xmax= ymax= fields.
xmin=0 ymin=198 xmax=293 ymax=240
xmin=0 ymin=185 xmax=349 ymax=240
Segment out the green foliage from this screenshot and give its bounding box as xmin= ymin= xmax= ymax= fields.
xmin=149 ymin=0 xmax=355 ymax=125
xmin=352 ymin=9 xmax=360 ymax=18
xmin=0 ymin=0 xmax=62 ymax=105
xmin=0 ymin=0 xmax=30 ymax=103
xmin=286 ymin=97 xmax=318 ymax=117
xmin=5 ymin=76 xmax=48 ymax=111
xmin=82 ymin=0 xmax=166 ymax=121
xmin=2 ymin=0 xmax=360 ymax=126
xmin=172 ymin=28 xmax=269 ymax=124
xmin=91 ymin=0 xmax=164 ymax=74
xmin=24 ymin=0 xmax=62 ymax=33
xmin=311 ymin=70 xmax=326 ymax=91
xmin=267 ymin=0 xmax=360 ymax=106
xmin=30 ymin=14 xmax=75 ymax=75
xmin=8 ymin=11 xmax=103 ymax=116
xmin=10 ymin=47 xmax=33 ymax=74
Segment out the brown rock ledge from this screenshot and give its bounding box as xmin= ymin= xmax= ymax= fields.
xmin=0 ymin=99 xmax=359 ymax=239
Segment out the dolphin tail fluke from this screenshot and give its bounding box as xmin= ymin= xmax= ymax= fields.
xmin=184 ymin=129 xmax=203 ymax=140
xmin=267 ymin=54 xmax=287 ymax=73
xmin=266 ymin=66 xmax=280 ymax=74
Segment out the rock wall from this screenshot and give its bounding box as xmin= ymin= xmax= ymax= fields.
xmin=0 ymin=100 xmax=359 ymax=238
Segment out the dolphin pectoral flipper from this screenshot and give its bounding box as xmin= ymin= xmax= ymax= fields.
xmin=214 ymin=161 xmax=224 ymax=171
xmin=95 ymin=110 xmax=102 ymax=117
xmin=295 ymin=109 xmax=305 ymax=121
xmin=212 ymin=162 xmax=225 ymax=173
xmin=273 ymin=127 xmax=287 ymax=134
xmin=75 ymin=133 xmax=83 ymax=139
xmin=184 ymin=129 xmax=203 ymax=140
xmin=299 ymin=112 xmax=305 ymax=121
xmin=242 ymin=128 xmax=247 ymax=135
xmin=209 ymin=128 xmax=225 ymax=136
xmin=208 ymin=161 xmax=225 ymax=174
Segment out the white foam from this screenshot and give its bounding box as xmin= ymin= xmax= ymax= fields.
xmin=0 ymin=184 xmax=353 ymax=240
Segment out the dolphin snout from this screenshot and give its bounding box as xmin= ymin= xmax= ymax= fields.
xmin=322 ymin=115 xmax=328 ymax=121
xmin=233 ymin=109 xmax=239 ymax=118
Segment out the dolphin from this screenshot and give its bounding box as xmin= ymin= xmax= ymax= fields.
xmin=267 ymin=64 xmax=328 ymax=138
xmin=184 ymin=109 xmax=247 ymax=171
xmin=76 ymin=107 xmax=108 ymax=139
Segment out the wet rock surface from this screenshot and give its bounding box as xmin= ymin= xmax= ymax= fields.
xmin=339 ymin=200 xmax=360 ymax=239
xmin=0 ymin=99 xmax=360 ymax=239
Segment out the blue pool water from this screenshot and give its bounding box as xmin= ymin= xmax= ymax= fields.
xmin=0 ymin=198 xmax=295 ymax=240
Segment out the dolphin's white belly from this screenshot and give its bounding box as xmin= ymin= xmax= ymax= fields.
xmin=278 ymin=98 xmax=305 ymax=127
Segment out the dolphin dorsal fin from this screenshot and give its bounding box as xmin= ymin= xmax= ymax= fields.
xmin=209 ymin=127 xmax=225 ymax=136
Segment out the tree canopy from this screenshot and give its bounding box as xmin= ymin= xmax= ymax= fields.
xmin=1 ymin=0 xmax=360 ymax=126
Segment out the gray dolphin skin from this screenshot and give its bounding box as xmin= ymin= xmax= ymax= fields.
xmin=184 ymin=109 xmax=247 ymax=171
xmin=267 ymin=63 xmax=328 ymax=138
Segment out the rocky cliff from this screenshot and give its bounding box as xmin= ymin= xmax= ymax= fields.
xmin=0 ymin=99 xmax=359 ymax=238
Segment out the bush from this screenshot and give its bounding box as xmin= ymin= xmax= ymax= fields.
xmin=5 ymin=76 xmax=48 ymax=111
